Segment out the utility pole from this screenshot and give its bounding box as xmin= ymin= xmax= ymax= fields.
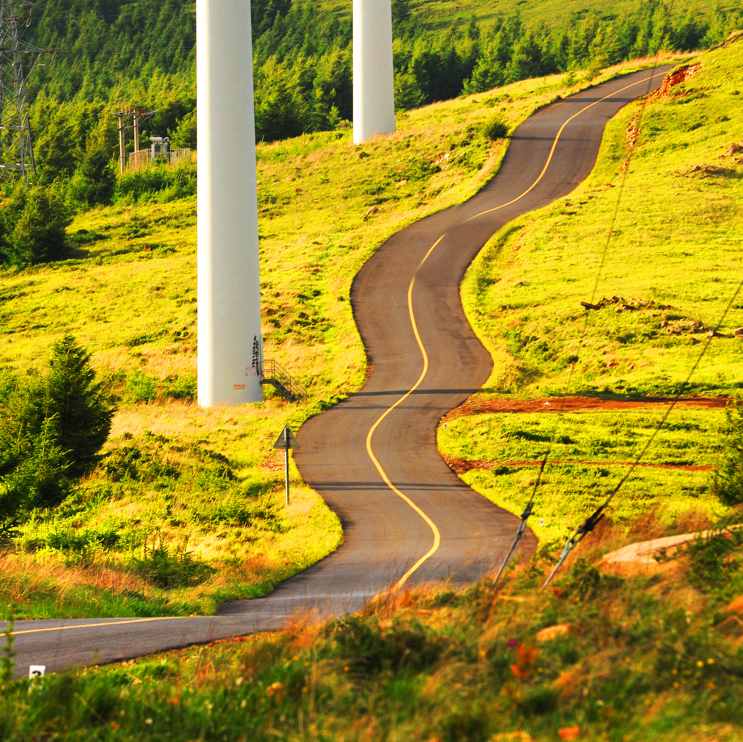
xmin=197 ymin=0 xmax=263 ymax=406
xmin=353 ymin=0 xmax=396 ymax=144
xmin=0 ymin=0 xmax=46 ymax=181
xmin=133 ymin=110 xmax=140 ymax=153
xmin=112 ymin=106 xmax=156 ymax=174
xmin=114 ymin=109 xmax=126 ymax=174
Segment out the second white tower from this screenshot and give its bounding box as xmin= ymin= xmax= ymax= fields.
xmin=353 ymin=0 xmax=396 ymax=144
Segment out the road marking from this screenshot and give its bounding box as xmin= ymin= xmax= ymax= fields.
xmin=366 ymin=69 xmax=668 ymax=590
xmin=365 ymin=235 xmax=447 ymax=592
xmin=464 ymin=70 xmax=667 ymax=223
xmin=9 ymin=616 xmax=193 ymax=637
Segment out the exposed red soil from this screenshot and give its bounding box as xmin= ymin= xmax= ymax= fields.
xmin=443 ymin=396 xmax=729 ymax=420
xmin=650 ymin=63 xmax=703 ymax=100
xmin=444 ymin=456 xmax=713 ymax=475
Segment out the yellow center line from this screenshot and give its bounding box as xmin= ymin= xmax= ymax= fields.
xmin=10 ymin=616 xmax=195 ymax=637
xmin=367 ymin=69 xmax=667 ymax=591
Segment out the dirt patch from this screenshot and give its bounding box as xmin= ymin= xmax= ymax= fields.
xmin=443 ymin=395 xmax=729 ymax=420
xmin=443 ymin=456 xmax=713 ymax=475
xmin=580 ymin=295 xmax=670 ymax=312
xmin=260 ymin=452 xmax=285 ymax=472
xmin=651 ymin=63 xmax=703 ymax=100
xmin=675 ymin=162 xmax=739 ymax=179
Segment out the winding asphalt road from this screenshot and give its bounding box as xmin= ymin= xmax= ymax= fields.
xmin=3 ymin=67 xmax=671 ymax=678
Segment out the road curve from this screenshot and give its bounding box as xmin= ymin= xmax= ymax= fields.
xmin=4 ymin=67 xmax=671 ymax=678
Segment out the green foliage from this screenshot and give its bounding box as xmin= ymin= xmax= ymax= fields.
xmin=0 ymin=608 xmax=14 ymax=690
xmin=328 ymin=615 xmax=444 ymax=675
xmin=18 ymin=0 xmax=743 ymax=165
xmin=687 ymin=517 xmax=743 ymax=597
xmin=714 ymin=397 xmax=743 ymax=507
xmin=39 ymin=335 xmax=115 ymax=478
xmin=0 ymin=336 xmax=114 ymax=518
xmin=0 ymin=385 xmax=72 ymax=517
xmin=65 ymin=120 xmax=119 ymax=209
xmin=0 ymin=186 xmax=71 ymax=267
xmin=169 ymin=109 xmax=197 ymax=149
xmin=129 ymin=535 xmax=215 ymax=589
xmin=480 ymin=112 xmax=509 ymax=140
xmin=114 ymin=163 xmax=196 ymax=205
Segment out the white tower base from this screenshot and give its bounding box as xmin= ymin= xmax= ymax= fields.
xmin=353 ymin=0 xmax=396 ymax=144
xmin=197 ymin=0 xmax=263 ymax=407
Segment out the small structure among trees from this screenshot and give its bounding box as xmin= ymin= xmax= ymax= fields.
xmin=127 ymin=135 xmax=192 ymax=172
xmin=114 ymin=106 xmax=192 ymax=174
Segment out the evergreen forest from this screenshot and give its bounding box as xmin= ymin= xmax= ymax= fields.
xmin=0 ymin=0 xmax=740 ymax=259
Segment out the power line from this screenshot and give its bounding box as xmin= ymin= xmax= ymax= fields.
xmin=542 ymin=276 xmax=743 ymax=589
xmin=494 ymin=5 xmax=689 ymax=587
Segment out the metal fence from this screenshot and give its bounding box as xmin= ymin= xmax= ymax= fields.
xmin=126 ymin=147 xmax=192 ymax=172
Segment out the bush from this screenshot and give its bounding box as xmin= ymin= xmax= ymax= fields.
xmin=130 ymin=536 xmax=215 ymax=588
xmin=481 ymin=113 xmax=509 ymax=141
xmin=114 ymin=162 xmax=196 ymax=205
xmin=0 ymin=185 xmax=71 ymax=267
xmin=714 ymin=397 xmax=743 ymax=506
xmin=0 ymin=336 xmax=115 ymax=515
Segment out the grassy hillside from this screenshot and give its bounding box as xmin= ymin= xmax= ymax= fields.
xmin=440 ymin=35 xmax=743 ymax=548
xmin=415 ymin=0 xmax=738 ymax=33
xmin=0 ymin=59 xmax=676 ymax=619
xmin=3 ymin=511 xmax=743 ymax=741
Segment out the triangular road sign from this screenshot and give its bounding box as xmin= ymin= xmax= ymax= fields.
xmin=273 ymin=426 xmax=300 ymax=450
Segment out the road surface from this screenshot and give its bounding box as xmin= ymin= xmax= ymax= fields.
xmin=3 ymin=67 xmax=671 ymax=678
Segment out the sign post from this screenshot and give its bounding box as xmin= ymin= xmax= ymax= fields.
xmin=273 ymin=426 xmax=300 ymax=507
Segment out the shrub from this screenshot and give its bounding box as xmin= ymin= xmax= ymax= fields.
xmin=126 ymin=370 xmax=158 ymax=403
xmin=114 ymin=162 xmax=196 ymax=205
xmin=130 ymin=536 xmax=215 ymax=588
xmin=481 ymin=113 xmax=509 ymax=141
xmin=328 ymin=615 xmax=444 ymax=675
xmin=0 ymin=336 xmax=114 ymax=514
xmin=0 ymin=185 xmax=71 ymax=267
xmin=714 ymin=397 xmax=743 ymax=506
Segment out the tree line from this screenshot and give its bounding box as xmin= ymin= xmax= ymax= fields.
xmin=0 ymin=0 xmax=740 ymax=268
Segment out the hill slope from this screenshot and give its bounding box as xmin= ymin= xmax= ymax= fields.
xmin=1 ymin=60 xmax=671 ymax=618
xmin=440 ymin=34 xmax=743 ymax=547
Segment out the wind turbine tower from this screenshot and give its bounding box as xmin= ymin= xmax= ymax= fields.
xmin=353 ymin=0 xmax=396 ymax=144
xmin=197 ymin=0 xmax=263 ymax=407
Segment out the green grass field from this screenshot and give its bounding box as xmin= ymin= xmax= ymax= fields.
xmin=440 ymin=36 xmax=743 ymax=547
xmin=0 ymin=57 xmax=675 ymax=619
xmin=441 ymin=407 xmax=727 ymax=546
